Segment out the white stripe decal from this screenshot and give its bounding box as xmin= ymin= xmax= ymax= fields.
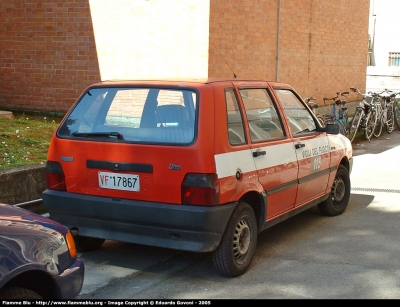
xmin=215 ymin=149 xmax=255 ymax=179
xmin=252 ymin=143 xmax=297 ymax=171
xmin=215 ymin=135 xmax=350 ymax=179
xmin=327 ymin=134 xmax=351 ymax=153
xmin=295 ymin=137 xmax=330 ymax=161
xmin=215 ymin=143 xmax=297 ymax=179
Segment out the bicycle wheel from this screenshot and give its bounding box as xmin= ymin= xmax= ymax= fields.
xmin=337 ymin=120 xmax=348 ymax=137
xmin=316 ymin=114 xmax=326 ymax=126
xmin=364 ymin=108 xmax=378 ymax=140
xmin=347 ymin=108 xmax=363 ymax=142
xmin=394 ymin=102 xmax=400 ymax=130
xmin=373 ymin=111 xmax=383 ymax=138
xmin=386 ymin=104 xmax=395 ymax=133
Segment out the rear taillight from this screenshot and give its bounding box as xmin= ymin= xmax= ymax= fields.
xmin=45 ymin=161 xmax=66 ymax=191
xmin=181 ymin=173 xmax=219 ymax=206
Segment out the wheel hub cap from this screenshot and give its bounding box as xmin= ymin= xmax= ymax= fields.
xmin=332 ymin=177 xmax=345 ymax=203
xmin=233 ymin=219 xmax=251 ymax=261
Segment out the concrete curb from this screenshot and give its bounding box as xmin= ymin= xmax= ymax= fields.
xmin=0 ymin=163 xmax=47 ymax=213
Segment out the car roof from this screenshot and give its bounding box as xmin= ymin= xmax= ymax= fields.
xmin=88 ymin=78 xmax=290 ymax=88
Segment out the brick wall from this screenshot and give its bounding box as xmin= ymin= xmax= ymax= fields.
xmin=209 ymin=0 xmax=370 ymax=104
xmin=0 ymin=0 xmax=101 ymax=114
xmin=0 ymin=0 xmax=370 ymax=114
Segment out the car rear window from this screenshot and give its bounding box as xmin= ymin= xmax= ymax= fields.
xmin=58 ymin=87 xmax=197 ymax=144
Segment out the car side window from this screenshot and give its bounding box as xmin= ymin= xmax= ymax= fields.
xmin=239 ymin=88 xmax=285 ymax=143
xmin=225 ymin=88 xmax=246 ymax=145
xmin=274 ymin=89 xmax=317 ymax=135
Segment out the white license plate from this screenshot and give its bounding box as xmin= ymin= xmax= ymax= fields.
xmin=98 ymin=172 xmax=140 ymax=192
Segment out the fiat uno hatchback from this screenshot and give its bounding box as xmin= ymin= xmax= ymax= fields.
xmin=43 ymin=79 xmax=353 ymax=277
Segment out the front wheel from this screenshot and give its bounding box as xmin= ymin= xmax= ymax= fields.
xmin=364 ymin=108 xmax=377 ymax=140
xmin=317 ymin=114 xmax=326 ymax=126
xmin=373 ymin=112 xmax=383 ymax=138
xmin=347 ymin=108 xmax=363 ymax=142
xmin=212 ymin=202 xmax=257 ymax=277
xmin=318 ymin=165 xmax=350 ymax=216
xmin=0 ymin=287 xmax=42 ymax=299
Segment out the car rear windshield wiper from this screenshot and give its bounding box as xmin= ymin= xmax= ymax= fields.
xmin=71 ymin=132 xmax=124 ymax=140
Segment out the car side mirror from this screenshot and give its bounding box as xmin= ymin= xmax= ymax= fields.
xmin=324 ymin=123 xmax=339 ymax=135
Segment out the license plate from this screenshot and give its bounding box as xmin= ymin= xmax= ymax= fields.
xmin=98 ymin=172 xmax=140 ymax=192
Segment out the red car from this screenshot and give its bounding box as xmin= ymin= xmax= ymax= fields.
xmin=43 ymin=79 xmax=353 ymax=277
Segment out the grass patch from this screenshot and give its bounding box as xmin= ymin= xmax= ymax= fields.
xmin=0 ymin=112 xmax=62 ymax=170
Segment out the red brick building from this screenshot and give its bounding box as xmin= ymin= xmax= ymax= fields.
xmin=0 ymin=0 xmax=370 ymax=114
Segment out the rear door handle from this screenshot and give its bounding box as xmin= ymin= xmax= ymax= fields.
xmin=295 ymin=143 xmax=305 ymax=149
xmin=253 ymin=150 xmax=266 ymax=157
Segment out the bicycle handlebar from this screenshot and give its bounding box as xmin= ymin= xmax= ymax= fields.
xmin=323 ymin=91 xmax=349 ymax=104
xmin=368 ymin=90 xmax=386 ymax=96
xmin=384 ymin=89 xmax=400 ymax=98
xmin=304 ymin=97 xmax=316 ymax=103
xmin=350 ymin=87 xmax=361 ymax=94
xmin=351 ymin=87 xmax=400 ymax=100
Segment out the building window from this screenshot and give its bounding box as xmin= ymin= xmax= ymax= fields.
xmin=388 ymin=52 xmax=400 ymax=66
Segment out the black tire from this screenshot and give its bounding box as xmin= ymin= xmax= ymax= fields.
xmin=0 ymin=287 xmax=42 ymax=299
xmin=373 ymin=111 xmax=383 ymax=138
xmin=364 ymin=108 xmax=377 ymax=140
xmin=74 ymin=235 xmax=105 ymax=252
xmin=212 ymin=202 xmax=257 ymax=277
xmin=394 ymin=103 xmax=400 ymax=130
xmin=341 ymin=116 xmax=350 ymax=137
xmin=348 ymin=108 xmax=363 ymax=142
xmin=318 ymin=165 xmax=350 ymax=216
xmin=385 ymin=104 xmax=395 ymax=134
xmin=337 ymin=120 xmax=348 ymax=137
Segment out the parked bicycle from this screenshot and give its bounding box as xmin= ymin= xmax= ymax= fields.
xmin=372 ymin=89 xmax=395 ymax=138
xmin=320 ymin=91 xmax=350 ymax=137
xmin=348 ymin=87 xmax=378 ymax=142
xmin=386 ymin=90 xmax=400 ymax=130
xmin=304 ymin=96 xmax=325 ymax=125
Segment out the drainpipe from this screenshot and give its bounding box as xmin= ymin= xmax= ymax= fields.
xmin=275 ymin=0 xmax=281 ymax=82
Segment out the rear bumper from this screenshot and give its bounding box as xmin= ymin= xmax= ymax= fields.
xmin=42 ymin=190 xmax=236 ymax=252
xmin=54 ymin=257 xmax=85 ymax=299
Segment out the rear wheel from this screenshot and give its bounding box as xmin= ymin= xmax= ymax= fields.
xmin=347 ymin=109 xmax=362 ymax=142
xmin=212 ymin=202 xmax=257 ymax=277
xmin=337 ymin=120 xmax=348 ymax=137
xmin=386 ymin=104 xmax=395 ymax=133
xmin=318 ymin=165 xmax=350 ymax=216
xmin=74 ymin=235 xmax=105 ymax=252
